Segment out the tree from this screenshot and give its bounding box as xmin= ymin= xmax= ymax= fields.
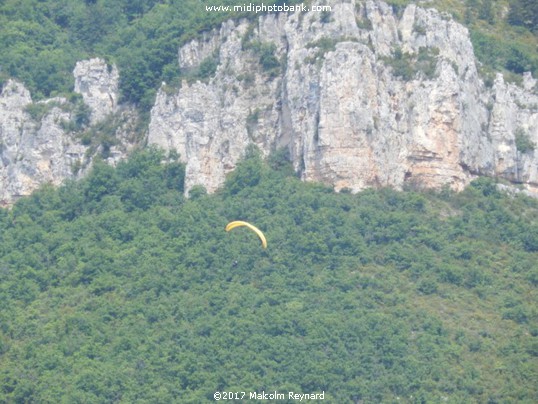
xmin=223 ymin=145 xmax=265 ymax=195
xmin=478 ymin=0 xmax=495 ymax=24
xmin=508 ymin=0 xmax=538 ymax=31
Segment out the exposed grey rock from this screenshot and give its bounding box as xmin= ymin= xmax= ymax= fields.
xmin=74 ymin=58 xmax=119 ymax=124
xmin=0 ymin=58 xmax=136 ymax=205
xmin=1 ymin=1 xmax=537 ymax=204
xmin=0 ymin=80 xmax=85 ymax=205
xmin=148 ymin=0 xmax=538 ymax=197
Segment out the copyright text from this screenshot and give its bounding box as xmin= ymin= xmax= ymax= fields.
xmin=213 ymin=390 xmax=325 ymax=401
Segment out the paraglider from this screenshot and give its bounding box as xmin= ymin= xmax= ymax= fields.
xmin=225 ymin=221 xmax=267 ymax=249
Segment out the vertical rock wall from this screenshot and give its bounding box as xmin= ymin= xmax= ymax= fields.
xmin=0 ymin=58 xmax=135 ymax=205
xmin=148 ymin=0 xmax=538 ymax=196
xmin=1 ymin=1 xmax=537 ymax=203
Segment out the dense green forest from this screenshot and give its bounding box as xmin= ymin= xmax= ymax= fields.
xmin=0 ymin=147 xmax=536 ymax=402
xmin=1 ymin=0 xmax=537 ymax=111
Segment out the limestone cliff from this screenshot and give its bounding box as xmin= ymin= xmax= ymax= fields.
xmin=1 ymin=0 xmax=537 ymax=204
xmin=0 ymin=58 xmax=136 ymax=205
xmin=73 ymin=58 xmax=120 ymax=124
xmin=148 ymin=0 xmax=538 ymax=196
xmin=0 ymin=80 xmax=79 ymax=205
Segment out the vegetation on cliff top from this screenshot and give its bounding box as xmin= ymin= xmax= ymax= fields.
xmin=1 ymin=0 xmax=536 ymax=110
xmin=0 ymin=0 xmax=302 ymax=110
xmin=387 ymin=0 xmax=538 ymax=83
xmin=0 ymin=147 xmax=536 ymax=402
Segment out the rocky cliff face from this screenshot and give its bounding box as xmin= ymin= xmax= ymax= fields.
xmin=73 ymin=58 xmax=120 ymax=124
xmin=1 ymin=1 xmax=537 ymax=204
xmin=148 ymin=0 xmax=538 ymax=196
xmin=0 ymin=80 xmax=79 ymax=205
xmin=0 ymin=58 xmax=136 ymax=205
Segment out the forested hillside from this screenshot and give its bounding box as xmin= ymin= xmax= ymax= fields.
xmin=1 ymin=0 xmax=536 ymax=111
xmin=0 ymin=148 xmax=536 ymax=402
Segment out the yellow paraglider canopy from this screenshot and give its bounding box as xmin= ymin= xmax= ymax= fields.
xmin=225 ymin=221 xmax=267 ymax=249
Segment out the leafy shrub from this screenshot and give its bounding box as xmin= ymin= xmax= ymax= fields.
xmin=417 ymin=277 xmax=438 ymax=294
xmin=306 ymin=37 xmax=337 ymax=53
xmin=61 ymin=99 xmax=92 ymax=132
xmin=508 ymin=0 xmax=538 ymax=32
xmin=505 ymin=44 xmax=538 ymax=74
xmin=246 ymin=108 xmax=260 ymax=125
xmin=356 ymin=16 xmax=373 ymax=30
xmin=245 ymin=40 xmax=281 ymax=77
xmin=76 ymin=114 xmax=122 ymax=158
xmin=304 ymin=37 xmax=358 ymax=65
xmin=515 ymin=128 xmax=536 ymax=153
xmin=384 ymin=47 xmax=439 ymax=80
xmin=188 ymin=184 xmax=207 ymax=199
xmin=478 ymin=0 xmax=495 ymax=24
xmin=413 ymin=22 xmax=427 ymax=35
xmin=469 ymin=177 xmax=499 ymax=196
xmin=197 ymin=56 xmax=218 ymax=80
xmin=268 ymin=147 xmax=294 ymax=176
xmin=385 ymin=0 xmax=409 ymax=16
xmin=25 ymin=103 xmax=55 ymax=122
xmin=470 ymin=30 xmax=538 ymax=78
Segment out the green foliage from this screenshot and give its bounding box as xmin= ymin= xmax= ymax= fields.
xmin=381 ymin=0 xmax=538 ymax=80
xmin=304 ymin=36 xmax=361 ymax=66
xmin=1 ymin=0 xmax=536 ymax=113
xmin=385 ymin=0 xmax=409 ymax=16
xmin=25 ymin=95 xmax=90 ymax=132
xmin=355 ymin=16 xmax=373 ymax=30
xmin=59 ymin=97 xmax=92 ymax=132
xmin=388 ymin=47 xmax=413 ymax=80
xmin=76 ymin=113 xmax=136 ymax=159
xmin=268 ymin=147 xmax=294 ymax=177
xmin=413 ymin=21 xmax=427 ymax=35
xmin=223 ymin=145 xmax=265 ymax=195
xmin=463 ymin=0 xmax=538 ymax=78
xmin=246 ymin=108 xmax=261 ymax=138
xmin=478 ymin=0 xmax=495 ymax=24
xmin=72 ymin=99 xmax=91 ymax=129
xmin=197 ymin=56 xmax=218 ymax=79
xmin=416 ymin=46 xmax=440 ymax=78
xmin=188 ymin=184 xmax=208 ymax=199
xmin=0 ymin=148 xmax=537 ymax=402
xmin=384 ymin=47 xmax=439 ymax=81
xmin=320 ymin=10 xmax=332 ymax=24
xmin=246 ymin=108 xmax=260 ymax=126
xmin=24 ymin=102 xmax=59 ymax=122
xmin=471 ymin=30 xmax=538 ymax=78
xmin=0 ymin=0 xmax=300 ymax=107
xmin=182 ymin=53 xmax=220 ymax=84
xmin=508 ymin=0 xmax=538 ymax=32
xmin=305 ymin=37 xmax=338 ymax=64
xmin=244 ymin=40 xmax=281 ymax=78
xmin=515 ymin=128 xmax=536 ymax=154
